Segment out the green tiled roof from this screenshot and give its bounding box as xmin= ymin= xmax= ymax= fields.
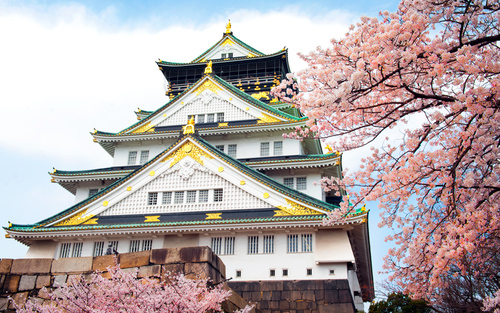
xmin=7 ymin=134 xmax=340 ymax=231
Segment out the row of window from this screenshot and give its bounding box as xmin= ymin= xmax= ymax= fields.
xmin=235 ymin=268 xmax=323 ymax=278
xmin=211 ymin=234 xmax=313 ymax=255
xmin=189 ymin=113 xmax=224 ymax=124
xmin=260 ymin=141 xmax=282 ymax=156
xmin=284 ymin=177 xmax=307 ymax=190
xmin=215 ymin=144 xmax=237 ymax=158
xmin=128 ymin=150 xmax=149 ymax=165
xmin=148 ymin=189 xmax=223 ymax=206
xmin=60 ymin=240 xmax=151 ymax=258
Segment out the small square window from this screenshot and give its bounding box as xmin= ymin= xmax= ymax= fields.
xmin=260 ymin=142 xmax=270 ymax=156
xmin=283 ymin=269 xmax=288 ymax=277
xmin=207 ymin=114 xmax=215 ymax=123
xmin=199 ymin=190 xmax=209 ymax=203
xmin=236 ymin=270 xmax=242 ymax=278
xmin=284 ymin=178 xmax=294 ymax=188
xmin=228 ymin=52 xmax=233 ymax=58
xmin=89 ymin=188 xmax=99 ymax=197
xmin=228 ymin=144 xmax=237 ymax=158
xmin=274 ymin=141 xmax=283 ymax=155
xmin=216 ymin=145 xmax=225 ymax=153
xmin=270 ymin=269 xmax=276 ymax=277
xmin=187 ymin=190 xmax=197 ymax=203
xmin=128 ymin=151 xmax=137 ymax=165
xmin=217 ymin=113 xmax=224 ymax=122
xmin=221 ymin=53 xmax=227 ymax=58
xmin=174 ymin=191 xmax=184 ymax=204
xmin=297 ymin=177 xmax=307 ymax=190
xmin=307 ymin=268 xmax=313 ymax=276
xmin=214 ymin=189 xmax=223 ymax=202
xmin=162 ymin=192 xmax=172 ymax=205
xmin=140 ymin=150 xmax=149 ymax=164
xmin=329 ymin=269 xmax=335 ymax=275
xmin=148 ymin=192 xmax=158 ymax=206
xmin=197 ymin=114 xmax=205 ymax=124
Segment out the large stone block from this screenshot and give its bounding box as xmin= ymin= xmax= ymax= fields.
xmin=92 ymin=255 xmax=116 ymax=272
xmin=35 ymin=275 xmax=51 ymax=289
xmin=0 ymin=259 xmax=13 ymax=274
xmin=118 ymin=251 xmax=150 ymax=268
xmin=179 ymin=246 xmax=211 ymax=263
xmin=319 ymin=303 xmax=355 ymax=313
xmin=184 ymin=262 xmax=210 ymax=280
xmin=161 ymin=263 xmax=184 ymax=276
xmin=3 ymin=275 xmax=20 ymax=293
xmin=18 ymin=275 xmax=37 ymax=292
xmin=138 ymin=265 xmax=161 ymax=278
xmin=8 ymin=292 xmax=28 ymax=309
xmin=53 ymin=275 xmax=67 ymax=286
xmin=150 ymin=248 xmax=172 ymax=264
xmin=10 ymin=259 xmax=52 ymax=275
xmin=260 ymin=281 xmax=283 ymax=291
xmin=51 ymin=257 xmax=93 ymax=274
xmin=0 ymin=297 xmax=9 ymax=310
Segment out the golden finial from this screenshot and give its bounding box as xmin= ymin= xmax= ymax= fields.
xmin=325 ymin=145 xmax=334 ymax=153
xmin=182 ymin=117 xmax=196 ymax=134
xmin=93 ymin=128 xmax=97 ymax=134
xmin=361 ymin=204 xmax=366 ymax=212
xmin=8 ymin=221 xmax=12 ymax=227
xmin=52 ymin=168 xmax=57 ymax=173
xmin=137 ymin=107 xmax=141 ymax=113
xmin=225 ymin=19 xmax=232 ymax=34
xmin=204 ymin=60 xmax=213 ymax=74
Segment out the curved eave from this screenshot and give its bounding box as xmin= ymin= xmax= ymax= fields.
xmin=158 ymin=50 xmax=287 ymax=68
xmin=244 ymin=155 xmax=341 ymax=171
xmin=50 ymin=170 xmax=135 ymax=194
xmin=93 ymin=120 xmax=308 ymax=156
xmin=5 ymin=213 xmax=368 ymax=245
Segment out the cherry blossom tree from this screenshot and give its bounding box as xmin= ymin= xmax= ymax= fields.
xmin=12 ymin=261 xmax=252 ymax=313
xmin=273 ymin=0 xmax=499 ymax=309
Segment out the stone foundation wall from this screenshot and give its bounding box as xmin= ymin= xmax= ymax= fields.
xmin=0 ymin=247 xmax=251 ymax=313
xmin=228 ymin=280 xmax=356 ymax=313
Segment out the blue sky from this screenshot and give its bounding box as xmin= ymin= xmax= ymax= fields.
xmin=0 ymin=0 xmax=400 ymax=300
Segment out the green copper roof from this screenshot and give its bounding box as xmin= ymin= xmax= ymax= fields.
xmin=191 ymin=33 xmax=265 ymax=63
xmin=8 ymin=134 xmax=340 ymax=231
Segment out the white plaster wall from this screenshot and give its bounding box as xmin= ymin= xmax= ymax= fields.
xmin=74 ymin=180 xmax=116 ymax=204
xmin=315 ymin=229 xmax=355 ymax=263
xmin=112 ymin=139 xmax=177 ymax=167
xmin=24 ymin=240 xmax=58 ymax=258
xmin=265 ymin=170 xmax=324 ymax=200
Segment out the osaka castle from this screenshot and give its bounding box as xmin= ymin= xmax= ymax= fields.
xmin=5 ymin=22 xmax=373 ymax=310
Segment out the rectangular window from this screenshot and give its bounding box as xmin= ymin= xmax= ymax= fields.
xmin=302 ymin=234 xmax=313 ymax=252
xmin=284 ymin=178 xmax=294 ymax=188
xmin=199 ymin=190 xmax=209 ymax=203
xmin=140 ymin=150 xmax=149 ymax=164
xmin=108 ymin=241 xmax=119 ymax=253
xmin=307 ymin=268 xmax=313 ymax=276
xmin=216 ymin=145 xmax=225 ymax=153
xmin=129 ymin=240 xmax=141 ymax=253
xmin=211 ymin=237 xmax=222 ymax=254
xmin=248 ymin=236 xmax=259 ymax=254
xmin=228 ymin=144 xmax=237 ymax=158
xmin=270 ymin=269 xmax=276 ymax=277
xmin=287 ymin=234 xmax=299 ymax=253
xmin=89 ymin=188 xmax=99 ymax=197
xmin=213 ymin=189 xmax=223 ymax=202
xmin=128 ymin=151 xmax=137 ymax=165
xmin=260 ymin=142 xmax=270 ymax=156
xmin=71 ymin=242 xmax=83 ymax=258
xmin=221 ymin=53 xmax=226 ymax=58
xmin=186 ymin=190 xmax=197 ymax=203
xmin=224 ymin=237 xmax=235 ymax=255
xmin=236 ymin=270 xmax=242 ymax=278
xmin=217 ymin=113 xmax=224 ymax=122
xmin=174 ymin=191 xmax=184 ymax=204
xmin=207 ymin=114 xmax=215 ymax=123
xmin=274 ymin=141 xmax=283 ymax=155
xmin=283 ymin=269 xmax=288 ymax=277
xmin=148 ymin=192 xmax=158 ymax=205
xmin=263 ymin=235 xmax=274 ymax=254
xmin=228 ymin=52 xmax=233 ymax=58
xmin=197 ymin=114 xmax=205 ymax=124
xmin=142 ymin=239 xmax=152 ymax=251
xmin=297 ymin=177 xmax=307 ymax=190
xmin=60 ymin=243 xmax=72 ymax=258
xmin=162 ymin=192 xmax=172 ymax=205
xmin=93 ymin=241 xmax=105 ymax=257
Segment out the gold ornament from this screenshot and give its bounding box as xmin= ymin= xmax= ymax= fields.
xmin=206 ymin=213 xmax=222 ymax=220
xmin=54 ymin=209 xmax=96 ymax=226
xmin=192 ymin=80 xmax=222 ymax=96
xmin=161 ymin=142 xmax=214 ymax=168
xmin=144 ymin=215 xmax=160 ymax=222
xmin=274 ymin=199 xmax=323 ymax=216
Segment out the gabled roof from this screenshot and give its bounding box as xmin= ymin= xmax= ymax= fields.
xmin=93 ymin=73 xmax=306 ymax=138
xmin=191 ymin=33 xmax=265 ymax=63
xmin=7 ymin=134 xmax=364 ymax=236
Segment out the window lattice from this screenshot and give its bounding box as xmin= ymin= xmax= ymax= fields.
xmin=228 ymin=144 xmax=237 ymax=158
xmin=273 ymin=141 xmax=283 ymax=155
xmin=156 ymin=95 xmax=254 ymax=127
xmin=101 ymin=170 xmax=272 ymax=216
xmin=148 ymin=192 xmax=158 ymax=206
xmin=224 ymin=237 xmax=235 ymax=255
xmin=60 ymin=243 xmax=72 ymax=258
xmin=263 ymin=235 xmax=274 ymax=254
xmin=287 ymin=234 xmax=299 ymax=253
xmin=72 ymin=242 xmax=83 ymax=258
xmin=93 ymin=241 xmax=105 ymax=257
xmin=140 ymin=151 xmax=149 ymax=164
xmin=128 ymin=151 xmax=137 ymax=165
xmin=211 ymin=237 xmax=222 ymax=254
xmin=187 ymin=190 xmax=197 ymax=203
xmin=199 ymin=190 xmax=209 ymax=203
xmin=284 ymin=178 xmax=294 ymax=188
xmin=297 ymin=177 xmax=307 ymax=190
xmin=248 ymin=236 xmax=259 ymax=254
xmin=130 ymin=240 xmax=141 ymax=253
xmin=142 ymin=239 xmax=153 ymax=251
xmin=260 ymin=142 xmax=270 ymax=156
xmin=302 ymin=234 xmax=313 ymax=252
